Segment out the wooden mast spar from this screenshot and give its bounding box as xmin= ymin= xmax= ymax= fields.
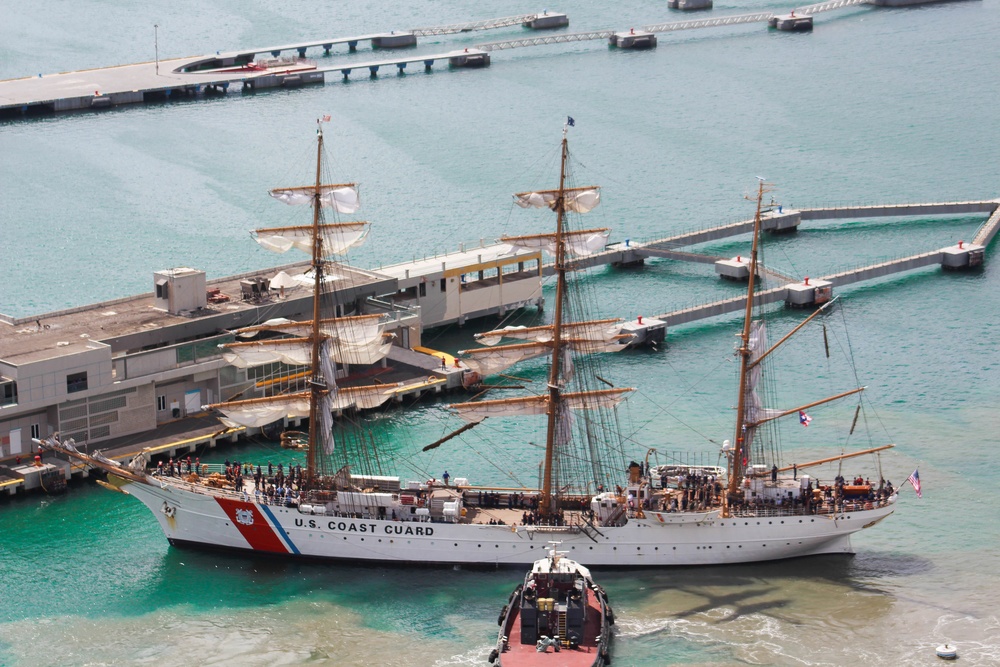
xmin=540 ymin=124 xmax=571 ymax=518
xmin=305 ymin=123 xmax=326 ymax=488
xmin=728 ymin=179 xmax=769 ymax=503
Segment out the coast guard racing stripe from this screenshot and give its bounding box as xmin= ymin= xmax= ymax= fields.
xmin=215 ymin=497 xmax=298 ymax=554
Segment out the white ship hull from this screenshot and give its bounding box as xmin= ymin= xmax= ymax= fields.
xmin=125 ymin=478 xmax=895 ymax=567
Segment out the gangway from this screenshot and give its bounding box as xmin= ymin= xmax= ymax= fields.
xmin=410 ymin=14 xmax=541 ymax=36
xmin=972 ymin=202 xmax=1000 ymax=247
xmin=641 ymin=12 xmax=775 ymax=34
xmin=792 ymin=0 xmax=868 ymax=15
xmin=477 ymin=30 xmax=615 ymax=51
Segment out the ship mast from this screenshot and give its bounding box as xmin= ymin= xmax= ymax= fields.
xmin=305 ymin=124 xmax=326 ymax=488
xmin=727 ymin=179 xmax=768 ymax=500
xmin=540 ymin=124 xmax=571 ymax=517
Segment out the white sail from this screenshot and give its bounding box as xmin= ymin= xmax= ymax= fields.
xmin=254 ymin=222 xmax=369 ymax=256
xmin=513 ymin=187 xmax=601 ymax=213
xmin=460 ymin=337 xmax=628 ymax=377
xmin=502 ymin=228 xmax=610 ymax=258
xmin=459 ymin=342 xmax=552 ymax=377
xmin=214 ymin=394 xmax=312 ymax=428
xmin=331 ymin=384 xmax=399 ymax=410
xmin=222 ymin=339 xmax=312 ymax=368
xmin=269 ymin=184 xmax=361 ymax=213
xmin=451 ymin=388 xmax=633 ymax=424
xmin=475 ymin=319 xmax=625 ymax=346
xmin=330 ymin=338 xmax=394 ymax=366
xmin=235 ymin=315 xmax=386 ymax=348
xmin=744 ymin=321 xmax=784 ymax=426
xmin=224 ymin=335 xmax=391 ymax=369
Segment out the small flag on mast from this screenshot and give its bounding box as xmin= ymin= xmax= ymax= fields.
xmin=907 ymin=469 xmax=922 ymax=498
xmin=566 ymin=116 xmax=575 ymax=127
xmin=321 ymin=114 xmax=331 ymax=122
xmin=798 ymin=410 xmax=812 ymax=427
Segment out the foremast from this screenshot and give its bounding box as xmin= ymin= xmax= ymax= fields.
xmin=304 ymin=124 xmax=327 ymax=488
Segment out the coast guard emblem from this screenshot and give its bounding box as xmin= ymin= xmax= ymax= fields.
xmin=235 ymin=508 xmax=255 ymax=526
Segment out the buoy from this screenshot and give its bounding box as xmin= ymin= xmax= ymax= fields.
xmin=936 ymin=644 xmax=957 ymax=660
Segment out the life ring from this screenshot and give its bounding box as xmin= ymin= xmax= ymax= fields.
xmin=161 ymin=501 xmax=176 ymax=518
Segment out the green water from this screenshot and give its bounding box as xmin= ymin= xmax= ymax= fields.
xmin=3 ymin=0 xmax=1000 ymax=664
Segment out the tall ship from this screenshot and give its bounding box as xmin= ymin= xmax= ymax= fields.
xmin=41 ymin=120 xmax=900 ymax=566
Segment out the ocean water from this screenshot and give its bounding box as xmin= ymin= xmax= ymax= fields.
xmin=2 ymin=0 xmax=1000 ymax=665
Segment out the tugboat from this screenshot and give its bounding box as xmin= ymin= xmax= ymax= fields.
xmin=490 ymin=543 xmax=613 ymax=666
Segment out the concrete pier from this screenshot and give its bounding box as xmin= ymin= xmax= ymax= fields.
xmin=610 ymin=30 xmax=658 ymax=49
xmin=770 ymin=13 xmax=815 ymax=30
xmin=668 ymin=0 xmax=714 ymax=10
xmin=524 ymin=12 xmax=569 ymax=29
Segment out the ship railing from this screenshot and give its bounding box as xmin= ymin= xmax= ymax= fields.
xmin=729 ymin=498 xmax=890 ymax=518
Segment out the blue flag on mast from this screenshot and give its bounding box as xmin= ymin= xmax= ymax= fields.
xmin=567 ymin=116 xmax=575 ymax=127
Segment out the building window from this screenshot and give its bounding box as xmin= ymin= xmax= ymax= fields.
xmin=67 ymin=372 xmax=88 ymax=393
xmin=30 ymin=424 xmax=40 ymax=439
xmin=418 ymin=282 xmax=427 ymax=298
xmin=155 ymin=280 xmax=169 ymax=299
xmin=441 ymin=278 xmax=447 ymax=293
xmin=157 ymin=395 xmax=167 ymax=411
xmin=0 ymin=381 xmax=16 ymax=406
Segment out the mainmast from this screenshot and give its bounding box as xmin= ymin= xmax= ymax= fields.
xmin=727 ymin=179 xmax=768 ymax=499
xmin=540 ymin=123 xmax=572 ymax=517
xmin=305 ymin=124 xmax=326 ymax=487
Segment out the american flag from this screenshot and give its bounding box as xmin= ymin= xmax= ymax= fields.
xmin=907 ymin=469 xmax=922 ymax=498
xmin=799 ymin=410 xmax=812 ymax=427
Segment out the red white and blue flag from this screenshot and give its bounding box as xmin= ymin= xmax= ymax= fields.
xmin=907 ymin=469 xmax=922 ymax=498
xmin=799 ymin=410 xmax=812 ymax=427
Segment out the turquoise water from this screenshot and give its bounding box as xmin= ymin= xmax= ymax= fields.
xmin=3 ymin=0 xmax=1000 ymax=665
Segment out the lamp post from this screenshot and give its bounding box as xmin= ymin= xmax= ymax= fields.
xmin=154 ymin=24 xmax=159 ymax=75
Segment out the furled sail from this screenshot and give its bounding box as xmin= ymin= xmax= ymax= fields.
xmin=502 ymin=228 xmax=610 ymax=258
xmin=459 ymin=342 xmax=552 ymax=377
xmin=475 ymin=319 xmax=625 ymax=346
xmin=450 ymin=388 xmax=633 ymax=424
xmin=513 ymin=186 xmax=601 ymax=214
xmin=223 ymin=334 xmax=392 ymax=368
xmin=209 ymin=393 xmax=313 ymax=428
xmin=330 ymin=384 xmax=400 ymax=410
xmin=459 ymin=336 xmax=630 ymax=377
xmin=235 ymin=315 xmax=386 ymax=348
xmin=269 ymin=183 xmax=361 ymax=213
xmin=329 ymin=337 xmax=394 ymax=366
xmin=222 ymin=338 xmax=312 ymax=368
xmin=743 ymin=321 xmax=784 ymax=429
xmin=254 ymin=222 xmax=369 ymax=256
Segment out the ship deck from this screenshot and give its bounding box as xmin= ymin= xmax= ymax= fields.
xmin=500 ymin=592 xmax=605 ymax=667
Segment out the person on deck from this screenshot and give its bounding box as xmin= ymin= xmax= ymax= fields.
xmin=442 ymin=470 xmax=450 ymax=486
